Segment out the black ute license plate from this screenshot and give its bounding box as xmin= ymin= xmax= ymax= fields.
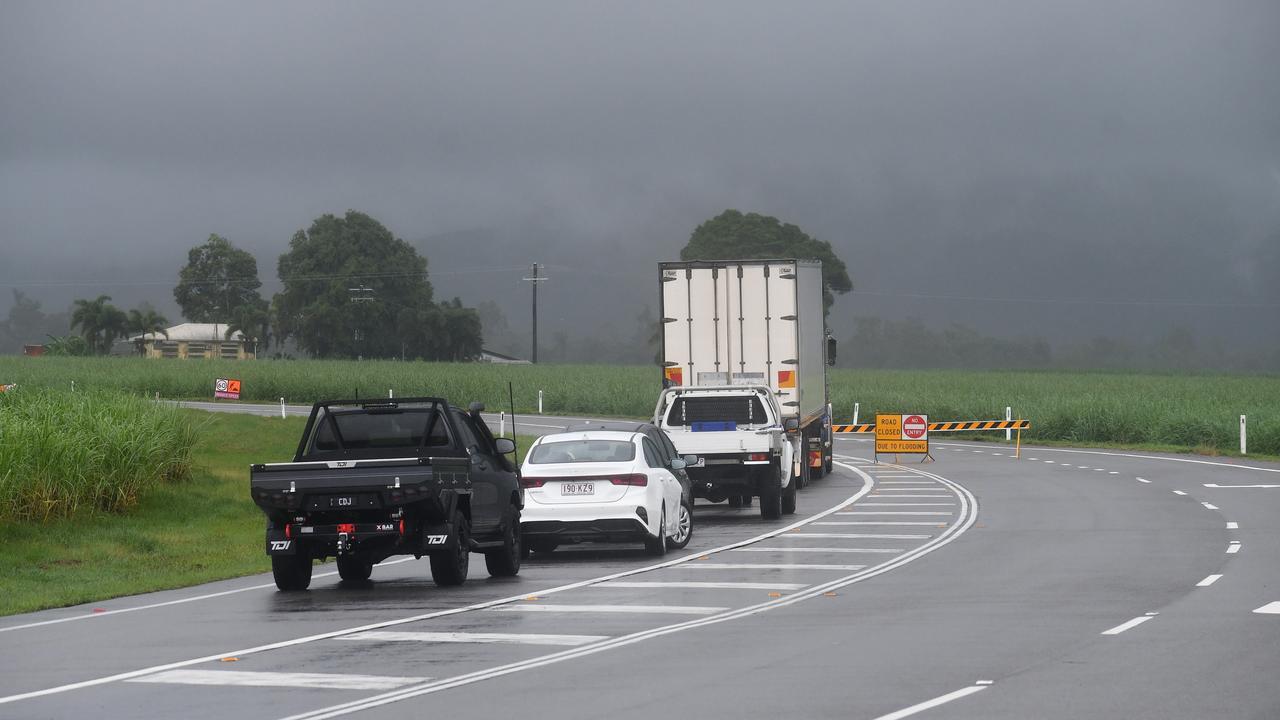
xmin=306 ymin=493 xmax=379 ymax=510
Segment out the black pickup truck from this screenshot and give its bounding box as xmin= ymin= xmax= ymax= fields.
xmin=249 ymin=397 xmax=523 ymax=591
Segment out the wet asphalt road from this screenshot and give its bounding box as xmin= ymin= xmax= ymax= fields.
xmin=2 ymin=410 xmax=1279 ymax=720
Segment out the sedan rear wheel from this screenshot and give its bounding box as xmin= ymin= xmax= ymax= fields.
xmin=669 ymin=499 xmax=693 ymax=549
xmin=644 ymin=510 xmax=668 ymax=556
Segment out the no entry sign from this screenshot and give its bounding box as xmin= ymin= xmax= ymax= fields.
xmin=876 ymin=413 xmax=929 ymax=454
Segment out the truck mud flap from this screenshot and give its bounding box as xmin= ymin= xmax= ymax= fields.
xmin=421 ymin=491 xmax=461 ymax=552
xmin=266 ymin=528 xmax=296 ymax=555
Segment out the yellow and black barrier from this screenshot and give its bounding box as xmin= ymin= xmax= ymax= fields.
xmin=832 ymin=418 xmax=1033 ymax=458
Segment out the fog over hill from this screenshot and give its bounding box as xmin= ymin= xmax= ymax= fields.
xmin=2 ymin=1 xmax=1277 ymax=367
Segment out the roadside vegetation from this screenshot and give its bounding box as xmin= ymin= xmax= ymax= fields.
xmin=1 ymin=356 xmax=1276 ymax=456
xmin=0 ymin=388 xmax=198 ymax=522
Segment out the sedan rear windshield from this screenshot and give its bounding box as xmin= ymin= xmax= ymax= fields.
xmin=528 ymin=439 xmax=636 ymax=464
xmin=664 ymin=395 xmax=769 ymax=427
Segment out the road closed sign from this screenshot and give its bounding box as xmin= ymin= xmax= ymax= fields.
xmin=876 ymin=413 xmax=929 ymax=454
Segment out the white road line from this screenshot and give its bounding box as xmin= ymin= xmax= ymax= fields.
xmin=490 ymin=604 xmax=728 ymax=615
xmin=0 ymin=557 xmax=418 ymax=635
xmin=1254 ymin=602 xmax=1280 ymax=614
xmin=1227 ymin=522 xmax=1239 ymax=529
xmin=337 ymin=631 xmax=609 ymax=646
xmin=1109 ymin=471 xmax=1119 ymax=475
xmin=1173 ymin=490 xmax=1187 ymax=495
xmin=829 ymin=520 xmax=944 ymax=525
xmin=948 ymin=444 xmax=1280 ymax=474
xmin=869 ymin=495 xmax=952 ymax=498
xmin=1204 ymin=484 xmax=1280 ymax=489
xmin=599 ymin=581 xmax=808 ymax=591
xmin=1227 ymin=542 xmax=1242 ymax=554
xmin=1044 ymin=460 xmax=1056 ymax=463
xmin=867 ymin=487 xmax=946 ymax=491
xmin=674 ymin=563 xmax=866 ymax=571
xmin=872 ymin=684 xmax=990 ymax=720
xmin=1102 ymin=613 xmax=1157 ymax=635
xmin=839 ymin=507 xmax=952 ymax=512
xmin=786 ymin=532 xmax=931 ymax=539
xmin=876 ymin=481 xmax=937 ymax=485
xmin=1202 ymin=502 xmax=1219 ymax=510
xmin=729 ymin=547 xmax=904 ymax=554
xmin=1137 ymin=478 xmax=1151 ymax=483
xmin=275 ymin=462 xmax=980 ymax=720
xmin=858 ymin=503 xmax=955 ymax=507
xmin=1196 ymin=575 xmax=1223 ymax=587
xmin=128 ymin=670 xmax=427 ymax=690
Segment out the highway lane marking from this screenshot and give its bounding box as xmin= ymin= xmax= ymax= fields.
xmin=128 ymin=670 xmax=427 ymax=690
xmin=1253 ymin=602 xmax=1280 ymax=614
xmin=274 ymin=461 xmax=980 ymax=720
xmin=868 ymin=487 xmax=946 ymax=491
xmin=1204 ymin=483 xmax=1280 ymax=489
xmin=1227 ymin=522 xmax=1239 ymax=529
xmin=870 ymin=494 xmax=952 ymax=498
xmin=337 ymin=631 xmax=608 ymax=646
xmin=1137 ymin=477 xmax=1151 ymax=483
xmin=1173 ymin=490 xmax=1187 ymax=495
xmin=858 ymin=503 xmax=955 ymax=506
xmin=1201 ymin=502 xmax=1219 ymax=510
xmin=490 ymin=604 xmax=728 ymax=615
xmin=1102 ymin=612 xmax=1158 ymax=635
xmin=1227 ymin=542 xmax=1241 ymax=554
xmin=829 ymin=520 xmax=943 ymax=525
xmin=674 ymin=563 xmax=867 ymax=571
xmin=0 ymin=557 xmax=418 ymax=635
xmin=598 ymin=581 xmax=809 ymax=591
xmin=872 ymin=682 xmax=991 ymax=720
xmin=786 ymin=532 xmax=931 ymax=539
xmin=1196 ymin=575 xmax=1223 ymax=587
xmin=0 ymin=467 xmax=877 ymax=708
xmin=831 ymin=512 xmax=953 ymax=516
xmin=729 ymin=547 xmax=904 ymax=554
xmin=933 ymin=442 xmax=1280 ymax=474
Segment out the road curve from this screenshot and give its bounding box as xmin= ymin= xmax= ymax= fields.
xmin=2 ymin=407 xmax=1277 ymax=719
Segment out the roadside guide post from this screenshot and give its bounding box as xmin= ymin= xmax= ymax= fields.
xmin=1241 ymin=415 xmax=1247 ymax=455
xmin=280 ymin=397 xmax=286 ymax=419
xmin=1006 ymin=407 xmax=1012 ymax=442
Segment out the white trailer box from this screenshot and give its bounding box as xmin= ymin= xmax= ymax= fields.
xmin=659 ymin=259 xmax=829 ymax=430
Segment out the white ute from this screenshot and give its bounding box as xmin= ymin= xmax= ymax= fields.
xmin=653 ymin=384 xmax=797 ymax=519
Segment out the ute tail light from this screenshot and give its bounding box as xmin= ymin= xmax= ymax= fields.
xmin=284 ymin=524 xmax=292 ymax=539
xmin=748 ymin=453 xmax=770 ymax=462
xmin=337 ymin=523 xmax=356 ymax=535
xmin=520 ymin=477 xmax=547 ymax=489
xmin=399 ymin=519 xmax=405 ymax=537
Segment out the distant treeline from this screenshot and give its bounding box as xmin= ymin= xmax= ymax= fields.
xmin=842 ymin=316 xmax=1279 ymax=373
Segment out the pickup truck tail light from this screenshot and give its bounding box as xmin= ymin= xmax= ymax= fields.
xmin=748 ymin=453 xmax=770 ymax=462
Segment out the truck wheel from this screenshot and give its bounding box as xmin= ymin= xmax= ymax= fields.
xmin=527 ymin=538 xmax=559 ymax=554
xmin=728 ymin=495 xmax=742 ymax=509
xmin=782 ymin=481 xmax=797 ymax=515
xmin=759 ymin=490 xmax=782 ymax=520
xmin=429 ymin=512 xmax=470 ymax=587
xmin=272 ymin=552 xmax=312 ymax=591
xmin=644 ymin=511 xmax=668 ymax=556
xmin=337 ymin=553 xmax=373 ymax=583
xmin=669 ymin=499 xmax=693 ymax=549
xmin=484 ymin=507 xmax=522 ymax=577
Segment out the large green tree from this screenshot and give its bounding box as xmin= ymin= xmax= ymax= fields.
xmin=70 ymin=295 xmax=128 ymax=354
xmin=681 ymin=209 xmax=853 ymax=313
xmin=274 ymin=210 xmax=481 ymax=360
xmin=174 ymin=234 xmax=268 ymax=323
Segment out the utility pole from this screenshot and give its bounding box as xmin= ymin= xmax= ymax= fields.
xmin=523 ymin=263 xmax=547 ymax=363
xmin=348 ymin=285 xmax=375 ymax=361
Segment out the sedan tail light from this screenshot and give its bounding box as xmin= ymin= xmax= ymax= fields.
xmin=607 ymin=474 xmax=648 ymax=487
xmin=526 ymin=474 xmax=648 ymax=487
xmin=520 ymin=477 xmax=547 ymax=488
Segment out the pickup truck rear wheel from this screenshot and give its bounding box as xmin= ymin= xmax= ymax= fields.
xmin=484 ymin=507 xmax=522 ymax=577
xmin=429 ymin=512 xmax=470 ymax=587
xmin=272 ymin=552 xmax=313 ymax=591
xmin=337 ymin=553 xmax=373 ymax=582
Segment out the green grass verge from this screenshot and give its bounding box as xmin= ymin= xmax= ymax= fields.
xmin=0 ymin=410 xmax=538 ymax=617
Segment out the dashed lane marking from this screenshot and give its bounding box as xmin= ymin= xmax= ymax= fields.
xmin=1254 ymin=602 xmax=1280 ymax=614
xmin=128 ymin=670 xmax=427 ymax=690
xmin=1137 ymin=478 xmax=1151 ymax=483
xmin=872 ymin=683 xmax=991 ymax=720
xmin=489 ymin=604 xmax=728 ymax=615
xmin=599 ymin=581 xmax=808 ymax=591
xmin=1227 ymin=542 xmax=1242 ymax=554
xmin=1173 ymin=490 xmax=1187 ymax=495
xmin=1202 ymin=502 xmax=1219 ymax=510
xmin=673 ymin=563 xmax=867 ymax=571
xmin=1203 ymin=483 xmax=1280 ymax=489
xmin=337 ymin=632 xmax=608 ymax=647
xmin=729 ymin=547 xmax=904 ymax=554
xmin=829 ymin=520 xmax=944 ymax=525
xmin=1102 ymin=613 xmax=1158 ymax=635
xmin=1227 ymin=522 xmax=1239 ymax=529
xmin=785 ymin=533 xmax=931 ymax=540
xmin=1196 ymin=575 xmax=1223 ymax=587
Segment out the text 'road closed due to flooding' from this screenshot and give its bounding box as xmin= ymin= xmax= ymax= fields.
xmin=876 ymin=413 xmax=929 ymax=454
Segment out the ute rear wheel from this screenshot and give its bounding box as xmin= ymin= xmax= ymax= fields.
xmin=527 ymin=538 xmax=559 ymax=554
xmin=429 ymin=511 xmax=470 ymax=587
xmin=337 ymin=553 xmax=373 ymax=583
xmin=272 ymin=551 xmax=313 ymax=591
xmin=484 ymin=506 xmax=522 ymax=577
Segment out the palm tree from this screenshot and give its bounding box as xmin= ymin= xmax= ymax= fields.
xmin=71 ymin=296 xmax=131 ymax=355
xmin=128 ymin=308 xmax=169 ymax=356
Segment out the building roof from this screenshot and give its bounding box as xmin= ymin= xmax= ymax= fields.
xmin=130 ymin=323 xmax=248 ymax=342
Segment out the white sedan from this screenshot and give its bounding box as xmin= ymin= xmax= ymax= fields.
xmin=520 ymin=430 xmax=692 ymax=556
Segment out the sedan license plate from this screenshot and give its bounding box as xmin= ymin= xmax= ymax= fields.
xmin=560 ymin=482 xmax=595 ymax=496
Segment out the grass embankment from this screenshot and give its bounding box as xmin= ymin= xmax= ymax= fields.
xmin=0 ymin=407 xmax=538 ymax=617
xmin=0 ymin=356 xmax=1275 ymax=455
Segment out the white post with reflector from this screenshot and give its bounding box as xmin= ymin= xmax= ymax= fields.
xmin=1241 ymin=415 xmax=1247 ymax=455
xmin=500 ymin=411 xmax=506 ymax=438
xmin=1006 ymin=406 xmax=1012 ymax=442
xmin=538 ymin=390 xmax=544 ymax=414
xmin=853 ymin=402 xmax=860 ymax=425
xmin=280 ymin=397 xmax=286 ymax=419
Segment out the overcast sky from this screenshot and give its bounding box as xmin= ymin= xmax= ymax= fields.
xmin=2 ymin=1 xmax=1277 ymax=355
